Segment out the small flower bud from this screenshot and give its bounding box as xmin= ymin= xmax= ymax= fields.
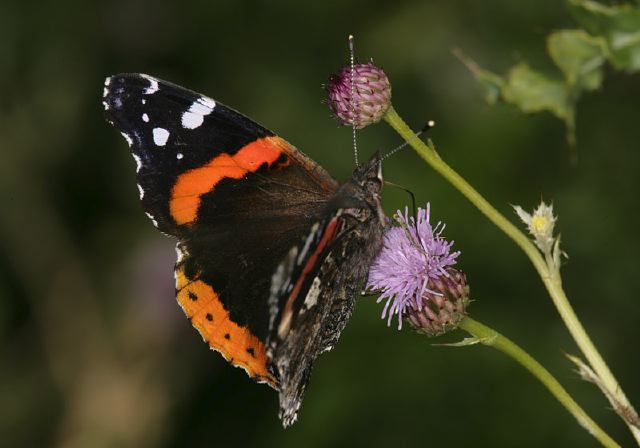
xmin=405 ymin=268 xmax=470 ymax=337
xmin=513 ymin=201 xmax=557 ymax=254
xmin=326 ymin=61 xmax=392 ymax=129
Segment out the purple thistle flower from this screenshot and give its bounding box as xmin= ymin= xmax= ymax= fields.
xmin=326 ymin=61 xmax=392 ymax=129
xmin=366 ymin=204 xmax=462 ymax=330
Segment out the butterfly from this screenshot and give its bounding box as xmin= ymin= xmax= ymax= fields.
xmin=103 ymin=73 xmax=385 ymax=427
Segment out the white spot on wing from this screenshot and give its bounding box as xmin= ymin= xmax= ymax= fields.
xmin=269 ymin=246 xmax=297 ymax=333
xmin=175 ymin=244 xmax=187 ymax=263
xmin=302 ymin=277 xmax=322 ymax=312
xmin=176 ymin=153 xmax=183 ymax=160
xmin=181 ymin=111 xmax=204 ymax=129
xmin=137 ymin=184 xmax=144 ymax=199
xmin=103 ymin=87 xmax=108 ymax=97
xmin=181 ymin=96 xmax=216 ymax=129
xmin=102 ymin=101 xmax=109 ymax=110
xmin=142 ymin=113 xmax=149 ymax=122
xmin=278 ymin=308 xmax=294 ymax=340
xmin=141 ymin=99 xmax=146 ymax=105
xmin=152 ymin=128 xmax=170 ymax=146
xmin=141 ymin=74 xmax=159 ymax=95
xmin=132 ymin=154 xmax=142 ymax=172
xmin=297 ymin=222 xmax=320 ymax=265
xmin=104 ymin=77 xmax=111 ymax=86
xmin=120 ymin=132 xmax=133 ymax=147
xmin=199 ymin=96 xmax=215 ymax=109
xmin=145 ymin=212 xmax=158 ymax=227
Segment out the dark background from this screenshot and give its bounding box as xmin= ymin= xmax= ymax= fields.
xmin=1 ymin=0 xmax=638 ymax=447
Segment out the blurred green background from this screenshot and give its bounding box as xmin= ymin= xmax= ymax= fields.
xmin=2 ymin=0 xmax=639 ymax=446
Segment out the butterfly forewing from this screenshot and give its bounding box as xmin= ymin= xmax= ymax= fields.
xmin=103 ymin=73 xmax=337 ymax=234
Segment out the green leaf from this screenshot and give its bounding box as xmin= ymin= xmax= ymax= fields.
xmin=547 ymin=29 xmax=607 ymax=90
xmin=569 ymin=0 xmax=640 ymax=72
xmin=502 ymin=63 xmax=570 ymax=119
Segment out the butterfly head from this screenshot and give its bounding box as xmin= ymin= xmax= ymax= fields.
xmin=354 ymin=150 xmax=383 ymax=194
xmin=331 ymin=152 xmax=385 ymax=227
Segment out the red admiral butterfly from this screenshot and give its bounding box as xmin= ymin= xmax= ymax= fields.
xmin=103 ymin=74 xmax=385 ymax=427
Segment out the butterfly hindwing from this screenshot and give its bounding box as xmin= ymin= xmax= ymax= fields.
xmin=174 ymin=250 xmax=276 ymax=384
xmin=265 ymin=157 xmax=386 ymax=426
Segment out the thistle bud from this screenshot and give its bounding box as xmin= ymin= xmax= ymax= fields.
xmin=405 ymin=268 xmax=470 ymax=337
xmin=513 ymin=201 xmax=557 ymax=254
xmin=326 ymin=61 xmax=392 ymax=129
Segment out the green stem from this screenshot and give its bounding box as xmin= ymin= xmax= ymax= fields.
xmin=458 ymin=316 xmax=620 ymax=448
xmin=383 ymin=105 xmax=640 ymax=444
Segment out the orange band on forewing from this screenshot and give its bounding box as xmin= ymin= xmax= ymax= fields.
xmin=175 ymin=267 xmax=277 ymax=386
xmin=170 ymin=136 xmax=290 ymax=225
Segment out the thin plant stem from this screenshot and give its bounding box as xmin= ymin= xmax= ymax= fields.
xmin=383 ymin=105 xmax=640 ymax=444
xmin=458 ymin=316 xmax=620 ymax=448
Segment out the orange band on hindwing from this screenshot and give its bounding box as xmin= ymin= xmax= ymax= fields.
xmin=175 ymin=266 xmax=277 ymax=386
xmin=170 ymin=136 xmax=291 ymax=225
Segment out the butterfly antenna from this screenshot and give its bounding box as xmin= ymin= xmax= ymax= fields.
xmin=384 ymin=181 xmax=418 ymax=218
xmin=349 ymin=34 xmax=359 ymax=167
xmin=381 ymin=120 xmax=436 ymax=161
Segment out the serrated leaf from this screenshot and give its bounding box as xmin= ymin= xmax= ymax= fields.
xmin=569 ymin=0 xmax=640 ymax=72
xmin=502 ymin=63 xmax=570 ymax=119
xmin=547 ymin=29 xmax=607 ymax=90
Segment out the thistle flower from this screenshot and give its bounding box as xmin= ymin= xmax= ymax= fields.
xmin=326 ymin=61 xmax=391 ymax=129
xmin=366 ymin=204 xmax=468 ymax=335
